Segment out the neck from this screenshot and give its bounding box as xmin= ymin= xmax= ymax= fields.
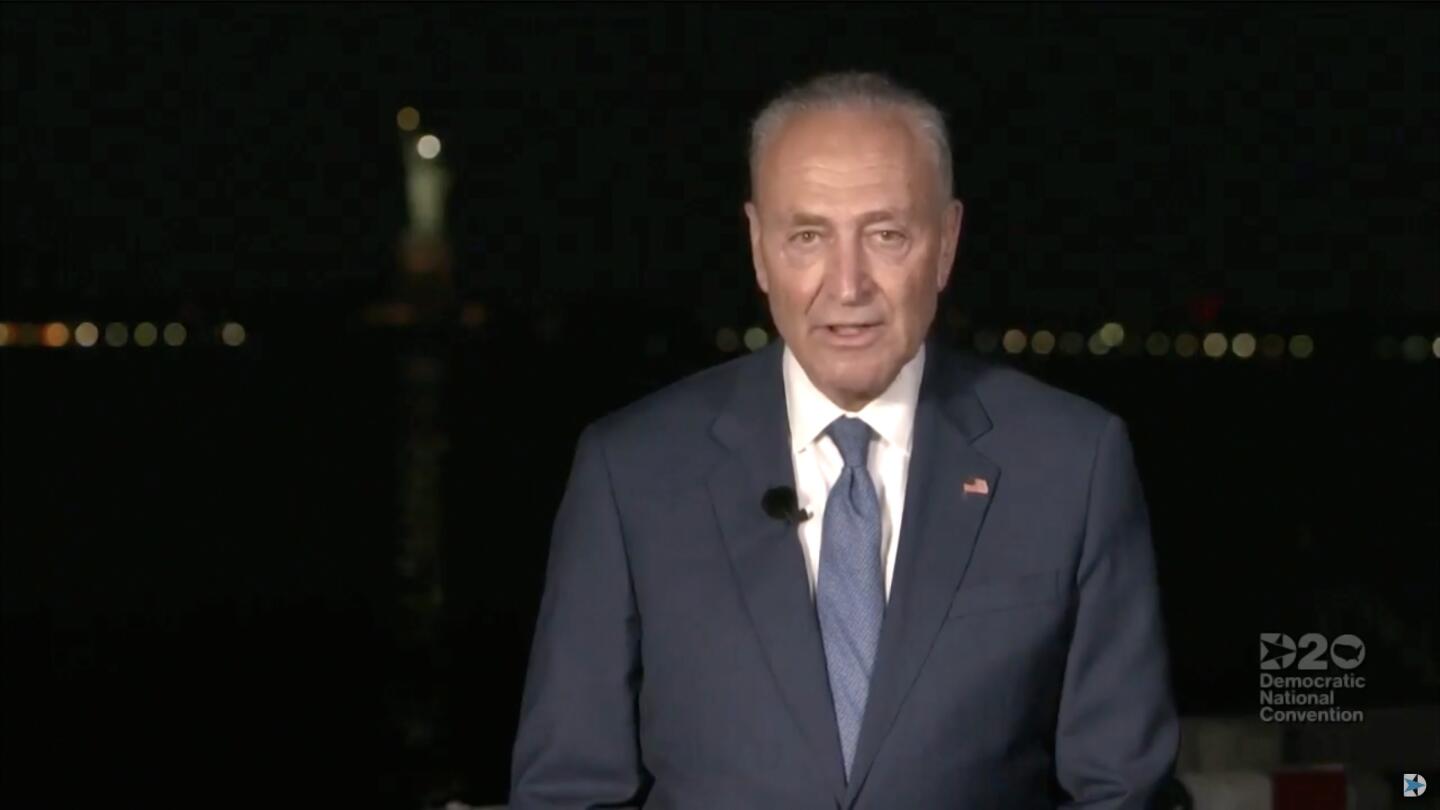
xmin=818 ymin=385 xmax=882 ymax=414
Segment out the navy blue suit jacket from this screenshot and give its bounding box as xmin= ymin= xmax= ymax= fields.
xmin=511 ymin=339 xmax=1178 ymax=809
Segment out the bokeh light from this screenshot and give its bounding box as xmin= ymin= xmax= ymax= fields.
xmin=104 ymin=323 xmax=129 ymax=347
xmin=1099 ymin=322 xmax=1125 ymax=348
xmin=1400 ymin=335 xmax=1428 ymax=363
xmin=134 ymin=322 xmax=158 ymax=347
xmin=75 ymin=322 xmax=99 ymax=347
xmin=41 ymin=322 xmax=70 ymax=348
xmin=221 ymin=322 xmax=246 ymax=347
xmin=163 ymin=323 xmax=187 ymax=347
xmin=743 ymin=326 xmax=768 ymax=352
xmin=715 ymin=327 xmax=739 ymax=353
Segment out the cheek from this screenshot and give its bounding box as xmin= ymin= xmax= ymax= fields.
xmin=884 ymin=273 xmax=929 ymax=312
xmin=767 ymin=262 xmax=824 ymax=312
xmin=765 ymin=282 xmax=812 ymax=329
xmin=881 ymin=278 xmax=938 ymax=338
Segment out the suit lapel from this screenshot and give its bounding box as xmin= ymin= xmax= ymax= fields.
xmin=707 ymin=341 xmax=849 ymax=804
xmin=843 ymin=341 xmax=1000 ymax=807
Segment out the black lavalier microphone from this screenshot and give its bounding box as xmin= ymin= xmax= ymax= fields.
xmin=761 ymin=486 xmax=812 ymax=524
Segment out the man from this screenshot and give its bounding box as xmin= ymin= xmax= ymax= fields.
xmin=510 ymin=71 xmax=1179 ymax=809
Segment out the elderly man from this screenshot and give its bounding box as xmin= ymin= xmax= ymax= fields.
xmin=510 ymin=71 xmax=1178 ymax=809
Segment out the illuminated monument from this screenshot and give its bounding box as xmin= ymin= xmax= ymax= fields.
xmin=384 ymin=106 xmax=465 ymax=807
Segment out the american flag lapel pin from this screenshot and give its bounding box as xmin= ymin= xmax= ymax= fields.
xmin=962 ymin=476 xmax=990 ymax=496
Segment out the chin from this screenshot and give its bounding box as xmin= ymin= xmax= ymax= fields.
xmin=817 ymin=363 xmax=895 ymax=403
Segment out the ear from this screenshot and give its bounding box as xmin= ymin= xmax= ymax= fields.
xmin=744 ymin=201 xmax=770 ymax=294
xmin=936 ymin=198 xmax=964 ymax=290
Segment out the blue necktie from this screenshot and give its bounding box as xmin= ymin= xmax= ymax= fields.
xmin=816 ymin=415 xmax=884 ymax=781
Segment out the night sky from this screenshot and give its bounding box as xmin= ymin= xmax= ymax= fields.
xmin=4 ymin=4 xmax=1436 ymax=326
xmin=2 ymin=4 xmax=1437 ymax=807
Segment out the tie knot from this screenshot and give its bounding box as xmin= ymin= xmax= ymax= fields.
xmin=826 ymin=416 xmax=873 ymax=469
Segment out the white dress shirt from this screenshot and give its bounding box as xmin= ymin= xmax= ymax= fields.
xmin=782 ymin=343 xmax=926 ymax=603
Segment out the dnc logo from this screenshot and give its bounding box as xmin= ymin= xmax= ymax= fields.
xmin=1404 ymin=773 xmax=1426 ymax=797
xmin=1259 ymin=632 xmax=1366 ymax=671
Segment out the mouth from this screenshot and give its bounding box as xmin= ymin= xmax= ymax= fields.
xmin=819 ymin=322 xmax=883 ymax=346
xmin=824 ymin=323 xmax=880 ymax=335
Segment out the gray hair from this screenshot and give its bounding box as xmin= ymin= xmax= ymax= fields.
xmin=748 ymin=71 xmax=954 ymax=203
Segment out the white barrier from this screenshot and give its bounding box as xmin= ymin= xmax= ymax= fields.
xmin=1178 ymin=770 xmax=1273 ymax=810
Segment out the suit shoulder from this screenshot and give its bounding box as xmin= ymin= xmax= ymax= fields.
xmin=581 ymin=352 xmax=745 ymax=456
xmin=954 ymin=353 xmax=1119 ymax=448
xmin=977 ymin=360 xmax=1112 ymax=422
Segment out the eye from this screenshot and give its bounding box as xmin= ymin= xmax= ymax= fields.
xmin=875 ymin=230 xmax=905 ymax=243
xmin=791 ymin=230 xmax=821 ymax=245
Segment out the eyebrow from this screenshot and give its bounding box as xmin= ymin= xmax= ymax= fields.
xmin=785 ymin=208 xmax=910 ymax=227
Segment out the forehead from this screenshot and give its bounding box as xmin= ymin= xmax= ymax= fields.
xmin=754 ymin=106 xmax=934 ymax=214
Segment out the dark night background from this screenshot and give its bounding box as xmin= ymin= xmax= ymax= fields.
xmin=2 ymin=4 xmax=1437 ymax=807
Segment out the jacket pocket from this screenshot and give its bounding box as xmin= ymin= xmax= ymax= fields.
xmin=947 ymin=568 xmax=1064 ymax=617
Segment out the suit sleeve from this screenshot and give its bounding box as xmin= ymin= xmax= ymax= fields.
xmin=510 ymin=424 xmax=650 ymax=809
xmin=1055 ymin=415 xmax=1180 ymax=809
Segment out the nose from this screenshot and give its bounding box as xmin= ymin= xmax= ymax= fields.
xmin=826 ymin=236 xmax=871 ymax=304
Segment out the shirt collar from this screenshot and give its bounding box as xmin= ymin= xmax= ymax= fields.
xmin=782 ymin=341 xmax=925 ymax=456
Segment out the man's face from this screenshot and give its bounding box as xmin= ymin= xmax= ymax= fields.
xmin=745 ymin=106 xmax=963 ymax=411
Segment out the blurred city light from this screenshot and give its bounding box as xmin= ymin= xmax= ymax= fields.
xmin=221 ymin=322 xmax=246 ymax=347
xmin=0 ymin=313 xmax=1409 ymax=365
xmin=417 ymin=134 xmax=442 ymax=160
xmin=715 ymin=327 xmax=739 ymax=353
xmin=134 ymin=322 xmax=158 ymax=347
xmin=1401 ymin=335 xmax=1428 ymax=363
xmin=75 ymin=322 xmax=99 ymax=347
xmin=1099 ymin=322 xmax=1125 ymax=348
xmin=1231 ymin=332 xmax=1256 ymax=359
xmin=743 ymin=326 xmax=768 ymax=352
xmin=396 ymin=106 xmax=420 ymax=132
xmin=1433 ymin=336 xmax=1440 ymax=359
xmin=104 ymin=323 xmax=129 ymax=347
xmin=41 ymin=322 xmax=70 ymax=348
xmin=163 ymin=323 xmax=187 ymax=347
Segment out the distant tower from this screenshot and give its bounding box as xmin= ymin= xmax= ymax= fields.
xmin=397 ymin=109 xmax=456 ymax=316
xmin=388 ymin=105 xmax=463 ymax=806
